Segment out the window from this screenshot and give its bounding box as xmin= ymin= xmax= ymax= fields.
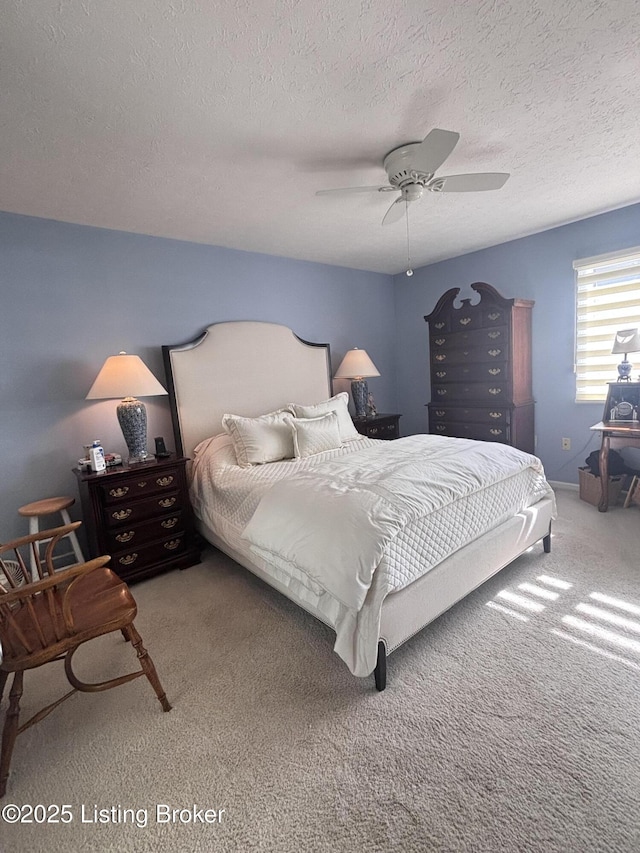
xmin=574 ymin=247 xmax=640 ymax=402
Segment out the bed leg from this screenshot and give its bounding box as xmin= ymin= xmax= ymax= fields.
xmin=374 ymin=641 xmax=387 ymax=692
xmin=543 ymin=527 xmax=551 ymax=553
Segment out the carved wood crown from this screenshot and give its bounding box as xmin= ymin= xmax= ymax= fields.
xmin=424 ymin=282 xmax=534 ymax=326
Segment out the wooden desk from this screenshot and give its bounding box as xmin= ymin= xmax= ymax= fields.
xmin=590 ymin=421 xmax=640 ymax=511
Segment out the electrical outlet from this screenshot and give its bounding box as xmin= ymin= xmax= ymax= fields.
xmin=561 ymin=437 xmax=571 ymax=451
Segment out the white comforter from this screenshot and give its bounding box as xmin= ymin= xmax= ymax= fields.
xmin=190 ymin=433 xmax=555 ymax=676
xmin=242 ymin=435 xmax=552 ymax=613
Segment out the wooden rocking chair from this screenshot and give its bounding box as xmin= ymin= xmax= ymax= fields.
xmin=0 ymin=522 xmax=170 ymax=797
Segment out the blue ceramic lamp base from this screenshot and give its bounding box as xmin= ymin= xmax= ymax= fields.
xmin=117 ymin=397 xmax=150 ymax=462
xmin=351 ymin=379 xmax=369 ymax=418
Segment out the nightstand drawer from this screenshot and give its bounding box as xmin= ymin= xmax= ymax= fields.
xmin=105 ymin=512 xmax=183 ymax=550
xmin=99 ymin=468 xmax=180 ymax=504
xmin=363 ymin=421 xmax=398 ymax=439
xmin=353 ymin=414 xmax=401 ymax=440
xmin=112 ymin=533 xmax=187 ymax=577
xmin=102 ymin=491 xmax=180 ymax=527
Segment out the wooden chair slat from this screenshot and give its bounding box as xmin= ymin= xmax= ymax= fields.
xmin=0 ymin=522 xmax=171 ymax=798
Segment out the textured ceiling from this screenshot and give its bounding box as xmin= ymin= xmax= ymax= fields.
xmin=2 ymin=0 xmax=640 ymax=274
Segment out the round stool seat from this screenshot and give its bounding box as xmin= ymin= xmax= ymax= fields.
xmin=18 ymin=496 xmax=75 ymax=518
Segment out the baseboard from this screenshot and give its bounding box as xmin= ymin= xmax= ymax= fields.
xmin=548 ymin=480 xmax=579 ymax=492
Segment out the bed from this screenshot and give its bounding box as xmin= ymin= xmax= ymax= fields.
xmin=163 ymin=321 xmax=556 ymax=690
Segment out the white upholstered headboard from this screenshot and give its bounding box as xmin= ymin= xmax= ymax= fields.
xmin=163 ymin=321 xmax=332 ymax=459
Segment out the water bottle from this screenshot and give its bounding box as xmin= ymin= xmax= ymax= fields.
xmin=89 ymin=439 xmax=106 ymax=473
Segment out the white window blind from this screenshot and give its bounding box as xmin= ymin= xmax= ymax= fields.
xmin=574 ymin=247 xmax=640 ymax=402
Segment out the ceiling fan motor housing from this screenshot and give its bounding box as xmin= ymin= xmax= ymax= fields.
xmin=383 ymin=143 xmax=433 ymax=188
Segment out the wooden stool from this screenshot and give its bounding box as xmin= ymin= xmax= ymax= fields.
xmin=18 ymin=496 xmax=85 ymax=574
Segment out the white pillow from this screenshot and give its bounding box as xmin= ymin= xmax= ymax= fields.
xmin=285 ymin=411 xmax=343 ymax=458
xmin=221 ymin=410 xmax=295 ymax=467
xmin=288 ymin=392 xmax=360 ymax=442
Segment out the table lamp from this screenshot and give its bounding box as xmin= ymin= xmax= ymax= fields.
xmin=611 ymin=328 xmax=640 ymax=381
xmin=334 ymin=348 xmax=380 ymax=418
xmin=86 ymin=352 xmax=167 ymax=462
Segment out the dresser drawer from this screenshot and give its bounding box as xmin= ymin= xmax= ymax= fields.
xmin=105 ymin=512 xmax=183 ymax=550
xmin=432 ymin=383 xmax=509 ymax=402
xmin=432 ymin=343 xmax=507 ymax=366
xmin=430 ymin=406 xmax=509 ymax=425
xmin=102 ymin=490 xmax=180 ymax=527
xmin=430 ymin=325 xmax=509 ymax=351
xmin=432 ymin=363 xmax=508 ymax=383
xmin=99 ymin=468 xmax=180 ymax=504
xmin=431 ymin=421 xmax=510 ymax=443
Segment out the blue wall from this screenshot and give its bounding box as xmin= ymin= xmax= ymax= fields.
xmin=3 ymin=201 xmax=640 ymax=544
xmin=0 ymin=212 xmax=395 ymax=542
xmin=393 ymin=202 xmax=640 ymax=483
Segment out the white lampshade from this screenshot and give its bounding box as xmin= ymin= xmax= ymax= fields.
xmin=86 ymin=352 xmax=167 ymax=400
xmin=611 ymin=329 xmax=640 ymax=355
xmin=334 ymin=348 xmax=380 ymax=380
xmin=86 ymin=352 xmax=167 ymax=463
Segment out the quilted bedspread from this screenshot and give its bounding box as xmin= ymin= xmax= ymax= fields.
xmin=241 ymin=435 xmax=553 ymax=612
xmin=190 ymin=433 xmax=554 ymax=675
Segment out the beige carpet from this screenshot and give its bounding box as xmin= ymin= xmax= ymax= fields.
xmin=2 ymin=490 xmax=640 ymax=853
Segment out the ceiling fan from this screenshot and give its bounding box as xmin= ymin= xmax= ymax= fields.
xmin=316 ymin=129 xmax=509 ymax=226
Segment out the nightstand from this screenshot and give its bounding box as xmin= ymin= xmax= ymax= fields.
xmin=353 ymin=413 xmax=401 ymax=440
xmin=73 ymin=455 xmax=200 ymax=583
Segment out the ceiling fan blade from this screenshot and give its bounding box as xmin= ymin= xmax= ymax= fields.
xmin=382 ymin=198 xmax=407 ymax=226
xmin=315 ymin=185 xmax=396 ymax=196
xmin=412 ymin=129 xmax=460 ymax=175
xmin=434 ymin=173 xmax=510 ymax=192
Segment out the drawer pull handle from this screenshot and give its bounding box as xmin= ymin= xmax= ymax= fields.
xmin=488 ymin=349 xmax=502 ymax=357
xmin=436 ymin=425 xmax=446 ymax=432
xmin=489 ymin=412 xmax=503 ymax=418
xmin=434 ymin=321 xmax=445 ymax=329
xmin=109 ymin=486 xmax=129 ymax=498
xmin=488 ymin=331 xmax=501 ymax=339
xmin=490 ymin=428 xmax=503 ymax=436
xmin=489 ymin=388 xmax=502 ymax=395
xmin=435 ymin=354 xmax=446 ymax=362
xmin=164 ymin=539 xmax=181 ymax=551
xmin=115 ymin=531 xmax=135 ymax=543
xmin=161 ymin=517 xmax=179 ymax=529
xmin=488 ymin=368 xmax=501 ymax=375
xmin=156 ymin=476 xmax=174 ymax=487
xmin=436 ymin=371 xmax=446 ymax=378
xmin=158 ymin=497 xmax=177 ymax=508
xmin=434 ymin=338 xmax=446 ymax=346
xmin=119 ymin=553 xmax=138 ymax=566
xmin=137 ymin=481 xmax=147 ymax=488
xmin=435 ymin=410 xmax=446 ymax=416
xmin=436 ymin=389 xmax=447 ymax=396
xmin=112 ymin=508 xmax=132 ymax=521
xmin=488 ymin=312 xmax=501 ymax=321
xmin=459 ymin=317 xmax=471 ymax=326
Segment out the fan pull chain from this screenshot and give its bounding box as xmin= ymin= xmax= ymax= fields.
xmin=405 ymin=200 xmax=413 ymax=276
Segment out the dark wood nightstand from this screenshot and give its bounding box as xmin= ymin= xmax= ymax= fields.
xmin=73 ymin=455 xmax=200 ymax=583
xmin=353 ymin=413 xmax=401 ymax=440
